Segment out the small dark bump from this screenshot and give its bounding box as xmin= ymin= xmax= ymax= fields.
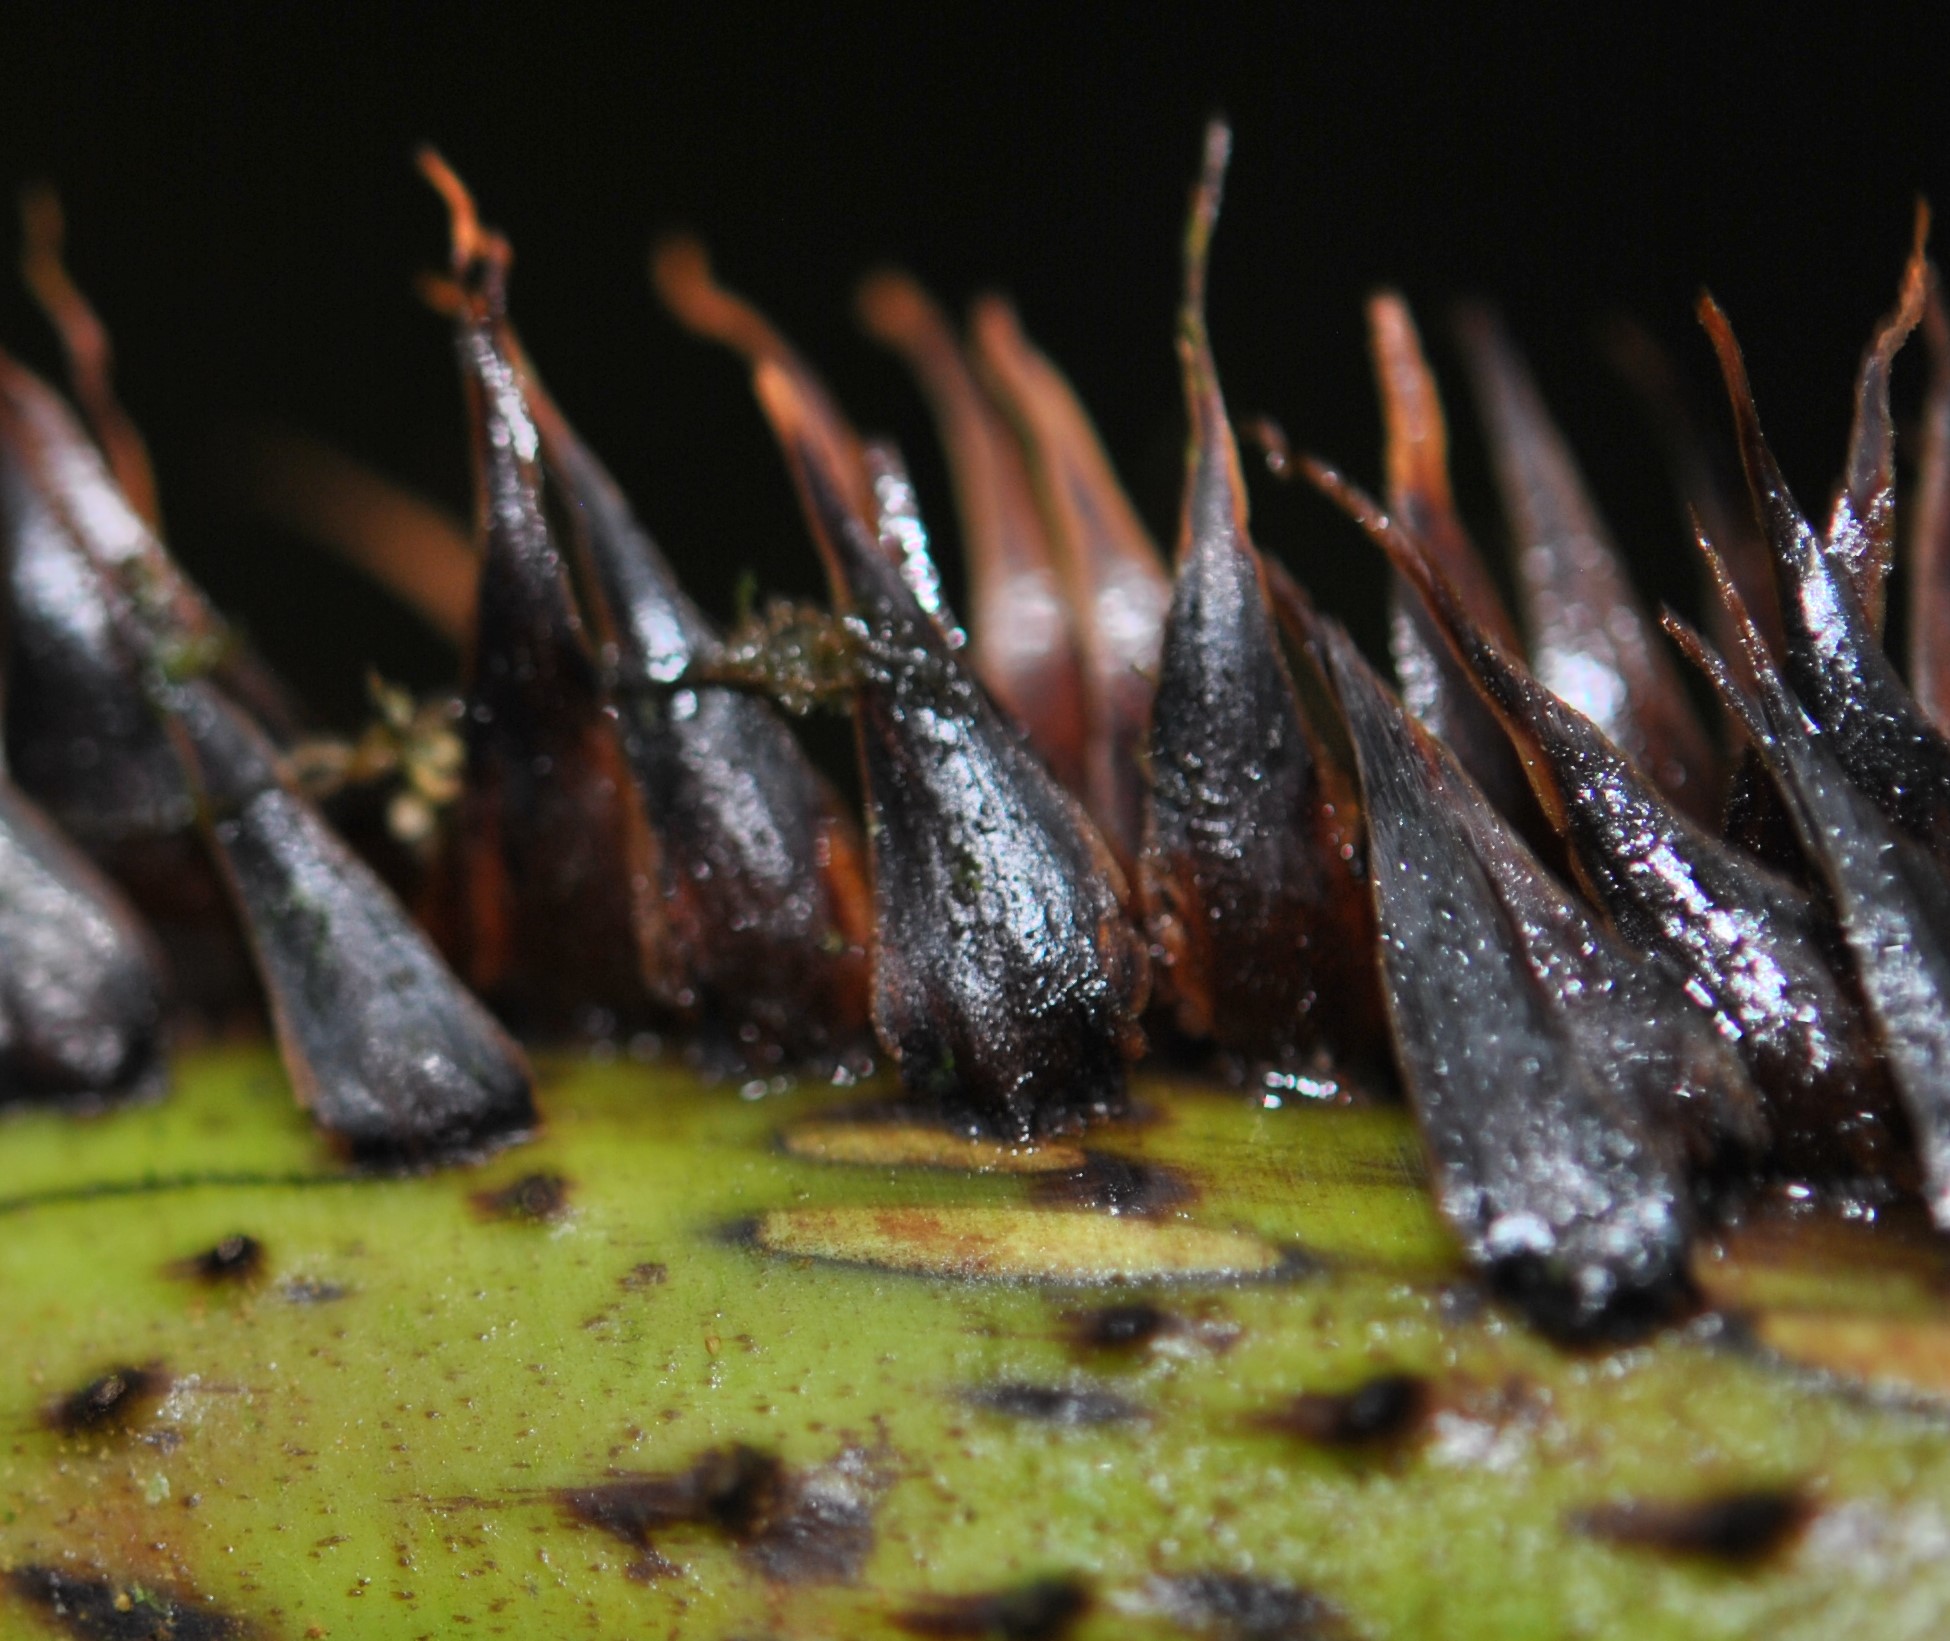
xmin=1261 ymin=1374 xmax=1430 ymax=1448
xmin=45 ymin=1365 xmax=167 ymax=1435
xmin=620 ymin=1261 xmax=668 ymax=1291
xmin=175 ymin=1233 xmax=264 ymax=1284
xmin=894 ymin=1574 xmax=1093 ymax=1639
xmin=963 ymin=1381 xmax=1141 ymax=1426
xmin=1065 ymin=1301 xmax=1174 ymax=1353
xmin=471 ymin=1171 xmax=570 ymax=1222
xmin=1148 ymin=1571 xmax=1350 ymax=1639
xmin=6 ymin=1566 xmax=246 ymax=1640
xmin=1570 ymin=1487 xmax=1812 ymax=1563
xmin=1030 ymin=1152 xmax=1194 ymax=1216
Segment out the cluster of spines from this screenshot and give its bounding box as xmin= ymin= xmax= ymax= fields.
xmin=6 ymin=129 xmax=1950 ymax=1341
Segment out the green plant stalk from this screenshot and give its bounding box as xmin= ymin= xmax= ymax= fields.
xmin=4 ymin=1051 xmax=1950 ymax=1638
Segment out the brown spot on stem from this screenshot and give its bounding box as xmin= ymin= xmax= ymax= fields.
xmin=1146 ymin=1571 xmax=1350 ymax=1638
xmin=45 ymin=1364 xmax=167 ymax=1435
xmin=1029 ymin=1152 xmax=1194 ymax=1215
xmin=963 ymin=1381 xmax=1141 ymax=1427
xmin=894 ymin=1575 xmax=1093 ymax=1639
xmin=558 ymin=1442 xmax=881 ymax=1585
xmin=1571 ymin=1487 xmax=1812 ymax=1564
xmin=6 ymin=1567 xmax=248 ymax=1640
xmin=1064 ymin=1301 xmax=1174 ymax=1353
xmin=562 ymin=1443 xmax=786 ymax=1542
xmin=171 ymin=1233 xmax=264 ymax=1285
xmin=619 ymin=1261 xmax=668 ymax=1292
xmin=471 ymin=1171 xmax=570 ymax=1223
xmin=1261 ymin=1374 xmax=1431 ymax=1449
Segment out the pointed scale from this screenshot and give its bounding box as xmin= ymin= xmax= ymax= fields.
xmin=862 ymin=439 xmax=964 ymax=647
xmin=1702 ymin=296 xmax=1950 ymax=856
xmin=1140 ymin=122 xmax=1378 ymax=1066
xmin=1825 ymin=215 xmax=1928 ymax=636
xmin=858 ymin=272 xmax=1089 ymax=791
xmin=969 ymin=294 xmax=1171 ymax=872
xmin=1366 ymin=293 xmax=1537 ymax=824
xmin=0 ymin=352 xmax=295 ymax=1011
xmin=1324 ymin=625 xmax=1758 ymax=1341
xmin=748 ymin=355 xmax=1148 ymax=1139
xmin=0 ymin=776 xmax=165 ymax=1103
xmin=432 ymin=207 xmax=666 ymax=1037
xmin=1675 ymin=587 xmax=1950 ymax=1226
xmin=482 ymin=279 xmax=875 ymax=1069
xmin=0 ymin=357 xmax=194 ymax=845
xmin=1310 ymin=459 xmax=1905 ymax=1182
xmin=165 ymin=678 xmax=534 ymax=1166
xmin=1908 ymin=262 xmax=1950 ymax=726
xmin=1456 ymin=308 xmax=1719 ymax=822
xmin=0 ymin=351 xmax=302 ymax=837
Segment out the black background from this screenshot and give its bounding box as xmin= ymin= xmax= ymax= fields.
xmin=1 ymin=5 xmax=1945 ymax=724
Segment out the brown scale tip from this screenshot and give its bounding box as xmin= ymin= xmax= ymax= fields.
xmin=1829 ymin=205 xmax=1930 ymax=627
xmin=1181 ymin=116 xmax=1231 ymax=329
xmin=17 ymin=182 xmax=162 ymax=529
xmin=855 ymin=267 xmax=936 ymax=347
xmin=659 ymin=239 xmax=875 ymax=523
xmin=417 ymin=146 xmax=492 ymax=275
xmin=653 ymin=235 xmax=795 ymax=366
xmin=1369 ymin=293 xmax=1453 ymax=514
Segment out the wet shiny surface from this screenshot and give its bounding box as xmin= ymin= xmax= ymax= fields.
xmin=1315 ymin=465 xmax=1905 ymax=1183
xmin=1697 ymin=623 xmax=1950 ymax=1229
xmin=1823 ymin=230 xmax=1926 ymax=633
xmin=1705 ymin=298 xmax=1950 ymax=856
xmin=442 ymin=289 xmax=662 ymax=1035
xmin=762 ymin=365 xmax=1147 ymax=1139
xmin=0 ymin=780 xmax=163 ymax=1103
xmin=1327 ymin=629 xmax=1759 ymax=1340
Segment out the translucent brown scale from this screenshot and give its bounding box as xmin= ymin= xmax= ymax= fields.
xmin=5 ymin=124 xmax=1950 ymax=1331
xmin=1138 ymin=122 xmax=1380 ymax=1075
xmin=1363 ymin=292 xmax=1542 ymax=836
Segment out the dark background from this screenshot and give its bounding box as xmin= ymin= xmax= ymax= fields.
xmin=0 ymin=5 xmax=1945 ymax=724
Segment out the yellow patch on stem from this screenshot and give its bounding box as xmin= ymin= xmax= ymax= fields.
xmin=750 ymin=1204 xmax=1286 ymax=1283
